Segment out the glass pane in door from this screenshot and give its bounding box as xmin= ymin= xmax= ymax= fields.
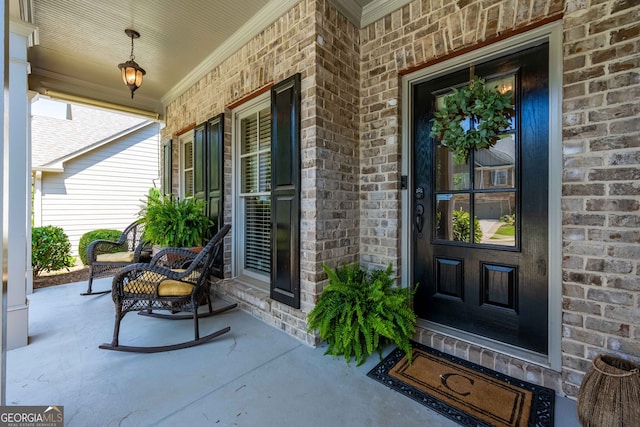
xmin=474 ymin=192 xmax=516 ymax=247
xmin=435 ymin=194 xmax=473 ymax=242
xmin=436 ymin=145 xmax=469 ymax=191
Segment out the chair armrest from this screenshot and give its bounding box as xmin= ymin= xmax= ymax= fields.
xmin=133 ymin=240 xmax=153 ymax=262
xmin=149 ymin=247 xmax=199 ymax=269
xmin=87 ymin=239 xmax=128 ymax=264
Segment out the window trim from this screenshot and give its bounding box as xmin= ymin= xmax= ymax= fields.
xmin=178 ymin=130 xmax=194 ymax=199
xmin=491 ymin=169 xmax=509 ymax=187
xmin=231 ymin=92 xmax=272 ymax=289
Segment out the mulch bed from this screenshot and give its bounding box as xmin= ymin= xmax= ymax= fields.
xmin=33 ymin=267 xmax=91 ymax=289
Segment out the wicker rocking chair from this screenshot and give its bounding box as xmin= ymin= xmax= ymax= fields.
xmin=82 ymin=221 xmax=151 ymax=295
xmin=99 ymin=224 xmax=235 ymax=353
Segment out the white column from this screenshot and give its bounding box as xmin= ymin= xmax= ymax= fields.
xmin=1 ymin=0 xmax=9 ymax=406
xmin=6 ymin=19 xmax=36 ymax=350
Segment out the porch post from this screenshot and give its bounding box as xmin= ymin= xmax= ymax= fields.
xmin=6 ymin=19 xmax=36 ymax=349
xmin=1 ymin=0 xmax=8 ymax=405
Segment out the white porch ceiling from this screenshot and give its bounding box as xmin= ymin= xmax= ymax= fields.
xmin=14 ymin=0 xmax=412 ymax=119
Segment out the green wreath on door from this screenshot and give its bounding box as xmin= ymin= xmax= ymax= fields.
xmin=429 ymin=76 xmax=514 ymax=164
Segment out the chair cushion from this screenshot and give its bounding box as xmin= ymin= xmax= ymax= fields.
xmin=123 ymin=271 xmax=195 ymax=296
xmin=96 ymin=251 xmax=135 ymax=263
xmin=158 ymin=280 xmax=194 ymax=296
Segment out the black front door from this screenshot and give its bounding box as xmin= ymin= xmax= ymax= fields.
xmin=412 ymin=43 xmax=549 ymax=354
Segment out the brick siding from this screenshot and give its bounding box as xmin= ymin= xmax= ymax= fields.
xmin=560 ymin=0 xmax=640 ymax=397
xmin=162 ymin=0 xmax=640 ymax=397
xmin=161 ymin=0 xmax=361 ymax=346
xmin=357 ymin=0 xmax=639 ymax=398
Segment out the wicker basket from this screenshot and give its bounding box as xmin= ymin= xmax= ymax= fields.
xmin=577 ymin=354 xmax=640 ymax=427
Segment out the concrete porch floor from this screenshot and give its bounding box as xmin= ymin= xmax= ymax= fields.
xmin=8 ymin=278 xmax=581 ymax=427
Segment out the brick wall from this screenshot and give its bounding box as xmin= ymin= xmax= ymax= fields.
xmin=161 ymin=0 xmax=640 ymax=398
xmin=560 ymin=0 xmax=640 ymax=396
xmin=311 ymin=1 xmax=361 ymax=284
xmin=161 ymin=0 xmax=361 ymax=345
xmin=162 ymin=0 xmax=320 ymax=344
xmin=358 ymin=0 xmax=639 ymax=397
xmin=358 ymin=0 xmax=564 ymax=270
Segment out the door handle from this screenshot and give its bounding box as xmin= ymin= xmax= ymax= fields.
xmin=415 ymin=204 xmax=424 ymax=233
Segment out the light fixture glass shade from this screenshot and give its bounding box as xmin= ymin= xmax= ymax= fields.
xmin=118 ymin=29 xmax=145 ymax=99
xmin=118 ymin=60 xmax=146 ymax=98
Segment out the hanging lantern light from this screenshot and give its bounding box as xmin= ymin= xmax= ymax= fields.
xmin=118 ymin=29 xmax=146 ymax=99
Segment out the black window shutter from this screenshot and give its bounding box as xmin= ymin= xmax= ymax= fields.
xmin=161 ymin=139 xmax=172 ymax=194
xmin=193 ymin=123 xmax=206 ymax=201
xmin=270 ymin=73 xmax=301 ymax=309
xmin=193 ymin=116 xmax=225 ymax=241
xmin=206 ymin=113 xmax=224 ymax=234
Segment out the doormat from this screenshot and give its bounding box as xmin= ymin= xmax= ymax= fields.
xmin=367 ymin=342 xmax=555 ymax=427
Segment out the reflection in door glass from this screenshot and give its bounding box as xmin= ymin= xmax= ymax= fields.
xmin=435 ymin=145 xmax=469 ymax=191
xmin=474 ymin=193 xmax=516 ymax=247
xmin=432 ymin=73 xmax=518 ymax=248
xmin=436 ymin=194 xmax=480 ymax=243
xmin=474 ymin=134 xmax=515 ymax=189
xmin=490 ymin=75 xmax=516 ymax=130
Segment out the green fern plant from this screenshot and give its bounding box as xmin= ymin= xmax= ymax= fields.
xmin=307 ymin=263 xmax=417 ymax=366
xmin=138 ymin=188 xmax=213 ymax=248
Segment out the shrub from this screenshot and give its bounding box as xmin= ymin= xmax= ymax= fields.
xmin=307 ymin=263 xmax=416 ymax=366
xmin=32 ymin=225 xmax=75 ymax=277
xmin=78 ymin=229 xmax=124 ymax=265
xmin=500 ymin=213 xmax=516 ymax=225
xmin=452 ymin=209 xmax=483 ymax=243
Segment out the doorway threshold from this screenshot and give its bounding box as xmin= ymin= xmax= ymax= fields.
xmin=417 ymin=319 xmax=554 ymax=370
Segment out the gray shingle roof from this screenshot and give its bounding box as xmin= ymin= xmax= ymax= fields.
xmin=32 ymin=103 xmax=149 ymax=168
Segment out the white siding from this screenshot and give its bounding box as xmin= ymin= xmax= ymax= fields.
xmin=40 ymin=123 xmax=160 ymax=258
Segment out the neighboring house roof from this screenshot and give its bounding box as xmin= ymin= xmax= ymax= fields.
xmin=474 ymin=148 xmax=514 ymax=167
xmin=32 ymin=103 xmax=151 ymax=171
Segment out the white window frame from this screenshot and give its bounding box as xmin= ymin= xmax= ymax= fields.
xmin=491 ymin=169 xmax=508 ymax=187
xmin=231 ymin=93 xmax=271 ymax=289
xmin=178 ymin=130 xmax=194 ymax=199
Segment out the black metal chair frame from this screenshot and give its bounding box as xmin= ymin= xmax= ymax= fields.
xmin=99 ymin=224 xmax=235 ymax=353
xmin=82 ymin=221 xmax=151 ymax=295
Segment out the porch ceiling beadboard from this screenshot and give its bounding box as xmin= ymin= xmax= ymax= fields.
xmin=19 ymin=0 xmax=411 ymax=118
xmin=26 ymin=0 xmax=293 ymax=115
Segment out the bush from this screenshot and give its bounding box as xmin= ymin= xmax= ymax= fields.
xmin=452 ymin=209 xmax=483 ymax=243
xmin=32 ymin=225 xmax=75 ymax=277
xmin=500 ymin=213 xmax=516 ymax=225
xmin=78 ymin=229 xmax=124 ymax=265
xmin=307 ymin=263 xmax=416 ymax=366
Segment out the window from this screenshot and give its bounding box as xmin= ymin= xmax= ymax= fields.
xmin=231 ymin=73 xmax=300 ymax=305
xmin=433 ymin=74 xmax=517 ymax=247
xmin=179 ymin=131 xmax=194 ymax=198
xmin=234 ymin=97 xmax=272 ymax=284
xmin=491 ymin=170 xmax=508 ymax=187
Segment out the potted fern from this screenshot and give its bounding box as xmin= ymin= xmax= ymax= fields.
xmin=307 ymin=263 xmax=416 ymax=366
xmin=138 ymin=188 xmax=213 ymax=249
